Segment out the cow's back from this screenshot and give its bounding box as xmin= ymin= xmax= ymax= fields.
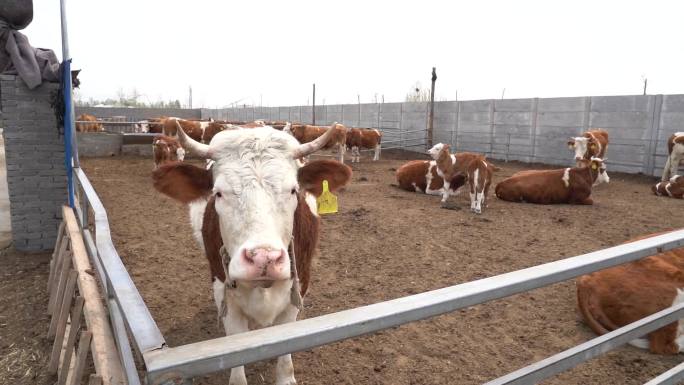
xmin=396 ymin=160 xmax=430 ymax=192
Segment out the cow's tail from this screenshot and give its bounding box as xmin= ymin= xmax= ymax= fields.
xmin=487 ymin=161 xmax=501 ymax=172
xmin=576 ymin=277 xmax=612 ymax=336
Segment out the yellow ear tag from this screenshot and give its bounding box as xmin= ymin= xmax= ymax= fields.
xmin=568 ymin=144 xmax=574 ymax=149
xmin=591 ymin=163 xmax=598 ymax=170
xmin=591 ymin=144 xmax=597 ymax=150
xmin=316 ymin=180 xmax=338 ymax=215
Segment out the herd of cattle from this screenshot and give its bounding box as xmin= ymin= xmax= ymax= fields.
xmin=77 ymin=112 xmax=684 ymax=383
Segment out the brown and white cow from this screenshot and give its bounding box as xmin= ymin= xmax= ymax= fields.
xmin=162 ymin=118 xmax=211 ymax=142
xmin=427 ymin=143 xmax=496 ymax=212
xmin=568 ymin=129 xmax=609 ymax=167
xmin=653 ymin=175 xmax=684 ymax=199
xmin=152 ymin=135 xmax=185 ymax=168
xmin=495 ymin=158 xmax=609 ymax=204
xmin=152 ymin=122 xmax=351 ymax=385
xmin=285 ymin=123 xmax=347 ymax=163
xmin=346 ymin=128 xmax=382 ymax=163
xmin=395 ymin=159 xmax=467 ymax=198
xmin=75 ymin=113 xmax=103 ymax=132
xmin=662 ymin=132 xmax=684 ymax=182
xmin=577 ymin=232 xmax=684 ymax=354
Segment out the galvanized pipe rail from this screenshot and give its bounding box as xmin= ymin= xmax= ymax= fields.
xmin=142 ymin=229 xmax=684 ymax=384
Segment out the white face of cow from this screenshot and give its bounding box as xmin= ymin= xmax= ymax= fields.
xmin=428 ymin=143 xmax=446 ymax=160
xmin=136 ymin=120 xmax=150 ymax=133
xmin=569 ymin=137 xmax=589 ymax=161
xmin=209 ymin=129 xmax=301 ymax=283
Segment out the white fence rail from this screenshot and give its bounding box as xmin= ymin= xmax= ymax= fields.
xmin=71 ymin=164 xmax=684 ymax=385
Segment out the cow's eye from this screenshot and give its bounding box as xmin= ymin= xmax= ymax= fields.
xmin=291 ymin=188 xmax=297 ymax=195
xmin=215 ymin=191 xmax=222 ymax=198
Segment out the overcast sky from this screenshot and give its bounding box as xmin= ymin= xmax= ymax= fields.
xmin=23 ymin=0 xmax=684 ymax=107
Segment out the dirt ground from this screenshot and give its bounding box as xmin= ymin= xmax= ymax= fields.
xmin=75 ymin=151 xmax=684 ymax=384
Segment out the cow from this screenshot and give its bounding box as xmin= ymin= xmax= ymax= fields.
xmin=577 ymin=232 xmax=684 ymax=354
xmin=653 ymin=175 xmax=684 ymax=199
xmin=661 ymin=132 xmax=684 ymax=182
xmin=152 ymin=135 xmax=185 ymax=168
xmin=568 ymin=129 xmax=609 ymax=167
xmin=427 ymin=143 xmax=497 ymax=212
xmin=285 ymin=123 xmax=347 ymax=163
xmin=346 ymin=128 xmax=382 ymax=163
xmin=494 ymin=158 xmax=609 ymax=205
xmin=395 ymin=159 xmax=467 ymax=198
xmin=75 ymin=114 xmax=103 ymax=132
xmin=152 ymin=122 xmax=352 ymax=385
xmin=162 ymin=118 xmax=211 ymax=142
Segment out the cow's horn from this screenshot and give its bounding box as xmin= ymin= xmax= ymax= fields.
xmin=175 ymin=120 xmax=213 ymax=158
xmin=292 ymin=122 xmax=337 ymax=159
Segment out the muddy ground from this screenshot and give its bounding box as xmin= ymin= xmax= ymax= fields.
xmin=7 ymin=149 xmax=683 ymax=385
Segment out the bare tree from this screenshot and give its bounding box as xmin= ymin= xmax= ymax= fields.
xmin=405 ymin=82 xmax=431 ymax=102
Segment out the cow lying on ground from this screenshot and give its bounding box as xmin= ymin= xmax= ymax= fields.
xmin=495 ymin=158 xmax=609 ymax=204
xmin=662 ymin=132 xmax=684 ymax=182
xmin=577 ymin=232 xmax=684 ymax=354
xmin=395 ymin=159 xmax=467 ymax=198
xmin=285 ymin=123 xmax=347 ymax=163
xmin=427 ymin=143 xmax=497 ymax=212
xmin=152 ymin=135 xmax=185 ymax=169
xmin=75 ymin=113 xmax=103 ymax=132
xmin=346 ymin=128 xmax=382 ymax=162
xmin=653 ymin=175 xmax=684 ymax=199
xmin=153 ymin=122 xmax=351 ymax=385
xmin=568 ymin=129 xmax=609 ymax=167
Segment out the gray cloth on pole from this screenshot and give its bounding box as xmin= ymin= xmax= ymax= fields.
xmin=0 ymin=0 xmax=60 ymax=89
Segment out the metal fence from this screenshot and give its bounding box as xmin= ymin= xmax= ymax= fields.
xmin=69 ymin=162 xmax=684 ymax=385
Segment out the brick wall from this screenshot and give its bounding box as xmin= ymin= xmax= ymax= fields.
xmin=0 ymin=74 xmax=67 ymax=252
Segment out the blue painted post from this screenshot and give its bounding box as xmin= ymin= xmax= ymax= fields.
xmin=60 ymin=0 xmax=78 ymax=207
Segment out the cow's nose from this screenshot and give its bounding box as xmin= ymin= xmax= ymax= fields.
xmin=243 ymin=247 xmax=285 ymax=267
xmin=575 ymin=156 xmax=582 ymax=161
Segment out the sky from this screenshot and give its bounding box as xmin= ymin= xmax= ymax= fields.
xmin=22 ymin=0 xmax=684 ymax=108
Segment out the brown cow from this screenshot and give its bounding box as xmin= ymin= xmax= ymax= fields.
xmin=285 ymin=123 xmax=347 ymax=163
xmin=153 ymin=122 xmax=351 ymax=384
xmin=75 ymin=114 xmax=103 ymax=132
xmin=395 ymin=159 xmax=467 ymax=198
xmin=152 ymin=135 xmax=185 ymax=168
xmin=346 ymin=128 xmax=382 ymax=162
xmin=577 ymin=232 xmax=684 ymax=354
xmin=162 ymin=118 xmax=210 ymax=142
xmin=495 ymin=158 xmax=609 ymax=204
xmin=662 ymin=132 xmax=684 ymax=182
xmin=568 ymin=129 xmax=609 ymax=167
xmin=653 ymin=175 xmax=684 ymax=199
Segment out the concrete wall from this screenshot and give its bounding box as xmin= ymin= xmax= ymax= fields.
xmin=202 ymin=94 xmax=682 ymax=177
xmin=76 ymin=106 xmax=201 ymax=122
xmin=0 ymin=75 xmax=67 ymax=252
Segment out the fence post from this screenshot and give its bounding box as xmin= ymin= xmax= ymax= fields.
xmin=531 ymin=98 xmax=539 ymax=162
xmin=400 ymin=103 xmax=405 ymax=149
xmin=582 ymin=96 xmax=591 ymax=132
xmin=645 ymin=94 xmax=663 ymax=176
xmin=454 ymin=101 xmax=461 ymax=151
xmin=506 ymin=133 xmax=511 ymax=162
xmin=488 ymin=100 xmax=495 ymax=157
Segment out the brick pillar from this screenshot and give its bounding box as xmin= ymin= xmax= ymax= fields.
xmin=0 ymin=74 xmax=67 ymax=252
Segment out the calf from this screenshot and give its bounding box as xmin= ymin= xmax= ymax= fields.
xmin=75 ymin=113 xmax=103 ymax=132
xmin=568 ymin=129 xmax=609 ymax=167
xmin=346 ymin=128 xmax=382 ymax=162
xmin=662 ymin=132 xmax=684 ymax=181
xmin=652 ymin=175 xmax=684 ymax=199
xmin=495 ymin=158 xmax=609 ymax=204
xmin=285 ymin=123 xmax=347 ymax=163
xmin=152 ymin=135 xmax=185 ymax=168
xmin=577 ymin=232 xmax=684 ymax=354
xmin=427 ymin=143 xmax=496 ymax=212
xmin=153 ymin=122 xmax=351 ymax=385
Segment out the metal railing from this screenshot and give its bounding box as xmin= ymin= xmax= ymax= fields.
xmin=70 ymin=159 xmax=684 ymax=385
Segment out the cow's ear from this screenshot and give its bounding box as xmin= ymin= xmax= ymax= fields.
xmin=567 ymin=140 xmax=575 ymax=149
xmin=153 ymin=162 xmax=213 ymax=203
xmin=298 ymin=160 xmax=352 ymax=197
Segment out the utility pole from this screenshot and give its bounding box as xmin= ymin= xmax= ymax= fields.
xmin=428 ymin=67 xmax=437 ymax=149
xmin=501 ymin=88 xmax=506 ymax=99
xmin=643 ymin=78 xmax=648 ymax=95
xmin=188 ymin=85 xmax=192 ymax=108
xmin=312 ymin=83 xmax=316 ymax=125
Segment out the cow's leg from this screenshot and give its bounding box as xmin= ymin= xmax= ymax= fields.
xmin=273 ymin=305 xmax=299 ymax=385
xmin=338 ymin=143 xmax=346 ymax=163
xmin=662 ymin=155 xmax=673 ymax=181
xmin=373 ymin=144 xmax=381 ymax=161
xmin=214 ymin=281 xmax=249 ymax=385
